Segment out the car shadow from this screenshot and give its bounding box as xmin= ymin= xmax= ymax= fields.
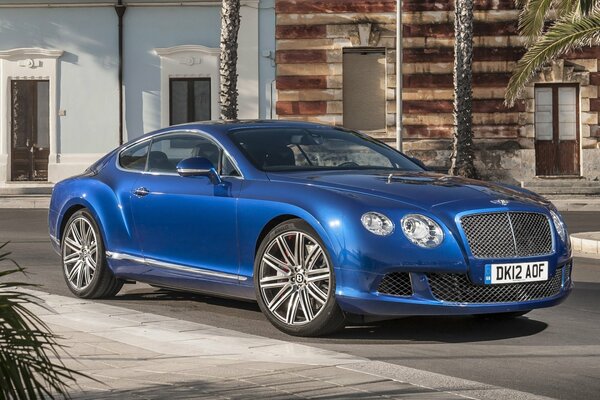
xmin=320 ymin=315 xmax=548 ymax=343
xmin=111 ymin=286 xmax=262 ymax=313
xmin=108 ymin=285 xmax=548 ymax=344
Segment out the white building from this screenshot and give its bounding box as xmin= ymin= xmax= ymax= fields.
xmin=0 ymin=0 xmax=275 ymax=184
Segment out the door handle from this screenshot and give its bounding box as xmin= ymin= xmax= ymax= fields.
xmin=133 ymin=187 xmax=150 ymax=197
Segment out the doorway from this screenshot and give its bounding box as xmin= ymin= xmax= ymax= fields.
xmin=10 ymin=80 xmax=50 ymax=181
xmin=534 ymin=84 xmax=580 ymax=176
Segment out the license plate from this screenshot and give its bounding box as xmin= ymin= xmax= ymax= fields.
xmin=485 ymin=261 xmax=549 ymax=284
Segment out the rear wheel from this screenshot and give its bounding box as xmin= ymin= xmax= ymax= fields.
xmin=255 ymin=219 xmax=345 ymax=336
xmin=61 ymin=209 xmax=123 ymax=299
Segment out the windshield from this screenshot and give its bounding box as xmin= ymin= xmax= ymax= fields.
xmin=229 ymin=127 xmax=423 ymax=172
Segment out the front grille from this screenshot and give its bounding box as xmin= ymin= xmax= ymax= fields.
xmin=377 ymin=272 xmax=412 ymax=297
xmin=460 ymin=212 xmax=553 ymax=259
xmin=427 ymin=266 xmax=566 ymax=303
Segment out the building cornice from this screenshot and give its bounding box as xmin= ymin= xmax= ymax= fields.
xmin=0 ymin=48 xmax=64 ymax=59
xmin=153 ymin=44 xmax=220 ymax=57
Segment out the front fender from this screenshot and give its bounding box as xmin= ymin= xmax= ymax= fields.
xmin=236 ymin=180 xmax=468 ymax=284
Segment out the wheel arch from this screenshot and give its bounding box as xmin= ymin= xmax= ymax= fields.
xmin=58 ymin=204 xmax=86 ymax=242
xmin=254 ymin=214 xmax=301 ymax=258
xmin=252 ymin=210 xmax=341 ymax=269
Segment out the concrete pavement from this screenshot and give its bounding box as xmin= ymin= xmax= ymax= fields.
xmin=26 ymin=288 xmax=553 ymax=400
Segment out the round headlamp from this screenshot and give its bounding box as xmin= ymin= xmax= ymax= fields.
xmin=401 ymin=214 xmax=444 ymax=248
xmin=361 ymin=212 xmax=394 ymax=236
xmin=550 ymin=210 xmax=568 ymax=243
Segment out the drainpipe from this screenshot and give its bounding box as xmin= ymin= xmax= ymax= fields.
xmin=395 ymin=0 xmax=402 ymax=151
xmin=115 ymin=1 xmax=126 ymax=145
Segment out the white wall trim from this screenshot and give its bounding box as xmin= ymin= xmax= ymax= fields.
xmin=154 ymin=45 xmax=220 ymax=57
xmin=153 ymin=44 xmax=221 ymax=127
xmin=0 ymin=48 xmax=63 ymax=59
xmin=0 ymin=47 xmax=63 ymax=183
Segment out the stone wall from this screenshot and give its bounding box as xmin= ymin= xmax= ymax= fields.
xmin=275 ymin=0 xmax=600 ymax=183
xmin=275 ymin=0 xmax=397 ymax=142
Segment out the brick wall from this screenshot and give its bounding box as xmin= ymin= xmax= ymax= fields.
xmin=275 ymin=0 xmax=600 ymax=182
xmin=275 ymin=0 xmax=397 ymax=142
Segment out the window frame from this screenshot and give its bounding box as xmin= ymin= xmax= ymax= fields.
xmin=169 ymin=77 xmax=212 ymax=126
xmin=534 ymin=83 xmax=580 ymax=143
xmin=116 ymin=130 xmax=243 ymax=179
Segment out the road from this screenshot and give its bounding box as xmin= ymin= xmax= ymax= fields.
xmin=1 ymin=210 xmax=599 ymax=400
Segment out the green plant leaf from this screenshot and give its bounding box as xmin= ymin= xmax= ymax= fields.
xmin=506 ymin=8 xmax=600 ymax=105
xmin=0 ymin=242 xmax=99 ymax=399
xmin=518 ymin=0 xmax=556 ymax=40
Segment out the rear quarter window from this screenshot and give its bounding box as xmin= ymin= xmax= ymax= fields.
xmin=119 ymin=141 xmax=150 ymax=171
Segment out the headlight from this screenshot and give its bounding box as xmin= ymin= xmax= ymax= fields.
xmin=401 ymin=214 xmax=444 ymax=248
xmin=361 ymin=212 xmax=394 ymax=236
xmin=550 ymin=210 xmax=567 ymax=243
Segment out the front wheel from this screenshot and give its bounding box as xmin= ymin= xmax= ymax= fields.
xmin=254 ymin=219 xmax=345 ymax=336
xmin=61 ymin=209 xmax=123 ymax=299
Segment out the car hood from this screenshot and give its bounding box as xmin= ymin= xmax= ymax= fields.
xmin=266 ymin=171 xmax=550 ymax=211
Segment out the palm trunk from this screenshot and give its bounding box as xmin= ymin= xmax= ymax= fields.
xmin=450 ymin=0 xmax=478 ymax=179
xmin=219 ymin=0 xmax=241 ymax=120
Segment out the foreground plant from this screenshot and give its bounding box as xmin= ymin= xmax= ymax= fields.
xmin=0 ymin=242 xmax=82 ymax=399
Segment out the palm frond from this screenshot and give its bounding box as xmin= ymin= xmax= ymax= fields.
xmin=518 ymin=0 xmax=556 ymax=39
xmin=506 ymin=9 xmax=600 ymax=105
xmin=0 ymin=242 xmax=95 ymax=399
xmin=515 ymin=0 xmax=529 ymax=8
xmin=579 ymin=0 xmax=597 ymax=14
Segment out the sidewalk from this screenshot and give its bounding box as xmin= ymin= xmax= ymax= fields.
xmin=571 ymin=232 xmax=600 ymax=256
xmin=23 ymin=289 xmax=551 ymax=400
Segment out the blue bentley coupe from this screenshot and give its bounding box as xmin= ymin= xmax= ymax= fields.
xmin=48 ymin=121 xmax=572 ymax=336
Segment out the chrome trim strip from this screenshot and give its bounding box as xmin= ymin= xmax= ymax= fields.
xmin=177 ymin=168 xmax=211 ymax=175
xmin=49 ymin=234 xmax=60 ymax=246
xmin=105 ymin=251 xmax=246 ymax=281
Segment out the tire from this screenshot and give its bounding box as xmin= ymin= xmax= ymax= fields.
xmin=61 ymin=209 xmax=123 ymax=299
xmin=475 ymin=310 xmax=531 ymax=320
xmin=254 ymin=219 xmax=345 ymax=336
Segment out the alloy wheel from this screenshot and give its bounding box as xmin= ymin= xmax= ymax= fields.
xmin=62 ymin=217 xmax=98 ymax=291
xmin=259 ymin=231 xmax=331 ymax=326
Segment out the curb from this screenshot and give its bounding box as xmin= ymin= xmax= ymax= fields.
xmin=546 ymin=198 xmax=600 ymax=212
xmin=0 ymin=195 xmax=50 ymax=209
xmin=571 ymin=232 xmax=600 ymax=255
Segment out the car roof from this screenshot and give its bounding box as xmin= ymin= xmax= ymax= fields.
xmin=137 ymin=120 xmax=339 ymax=142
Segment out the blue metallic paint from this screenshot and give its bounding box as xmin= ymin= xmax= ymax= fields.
xmin=49 ymin=121 xmax=572 ymax=316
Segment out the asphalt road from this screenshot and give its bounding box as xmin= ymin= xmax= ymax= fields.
xmin=1 ymin=210 xmax=599 ymax=400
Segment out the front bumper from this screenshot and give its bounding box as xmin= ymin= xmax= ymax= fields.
xmin=335 ymin=260 xmax=573 ymax=316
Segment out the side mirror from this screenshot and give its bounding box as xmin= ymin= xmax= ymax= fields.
xmin=409 ymin=157 xmax=428 ymax=171
xmin=176 ymin=157 xmax=222 ymax=184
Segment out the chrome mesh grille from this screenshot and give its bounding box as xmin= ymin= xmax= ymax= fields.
xmin=427 ymin=265 xmax=566 ymax=303
xmin=377 ymin=272 xmax=412 ymax=297
xmin=460 ymin=212 xmax=553 ymax=259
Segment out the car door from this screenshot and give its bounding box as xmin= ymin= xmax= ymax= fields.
xmin=130 ymin=132 xmax=242 ymax=279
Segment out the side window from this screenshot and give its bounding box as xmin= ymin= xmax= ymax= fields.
xmin=221 ymin=153 xmax=241 ymax=177
xmin=148 ymin=134 xmax=220 ymax=173
xmin=120 ymin=141 xmax=150 ymax=171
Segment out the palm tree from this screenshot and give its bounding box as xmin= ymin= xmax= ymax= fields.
xmin=450 ymin=0 xmax=479 ymax=179
xmin=219 ymin=0 xmax=241 ymax=120
xmin=0 ymin=242 xmax=85 ymax=399
xmin=506 ymin=0 xmax=600 ymax=105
